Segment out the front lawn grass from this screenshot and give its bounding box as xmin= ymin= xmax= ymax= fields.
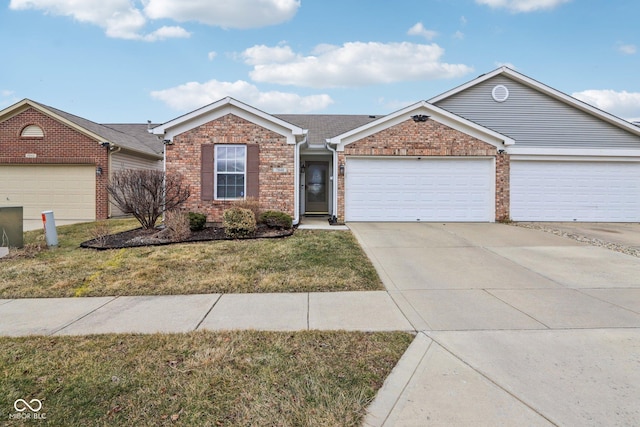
xmin=1 ymin=330 xmax=412 ymax=426
xmin=0 ymin=219 xmax=382 ymax=298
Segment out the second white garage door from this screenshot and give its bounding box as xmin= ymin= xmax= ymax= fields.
xmin=511 ymin=160 xmax=640 ymax=222
xmin=345 ymin=157 xmax=495 ymax=222
xmin=0 ymin=165 xmax=96 ymax=221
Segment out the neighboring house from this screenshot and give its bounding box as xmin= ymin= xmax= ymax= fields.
xmin=153 ymin=67 xmax=640 ymax=224
xmin=0 ymin=99 xmax=163 ymax=225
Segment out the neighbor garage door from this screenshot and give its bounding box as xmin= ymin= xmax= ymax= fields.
xmin=0 ymin=165 xmax=96 ymax=221
xmin=511 ymin=160 xmax=640 ymax=221
xmin=345 ymin=157 xmax=494 ymax=222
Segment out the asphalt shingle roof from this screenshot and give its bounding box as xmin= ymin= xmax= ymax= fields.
xmin=275 ymin=114 xmax=383 ymax=145
xmin=33 ymin=101 xmax=163 ymax=158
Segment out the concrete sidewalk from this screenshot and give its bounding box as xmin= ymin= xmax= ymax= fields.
xmin=0 ymin=291 xmax=413 ymax=337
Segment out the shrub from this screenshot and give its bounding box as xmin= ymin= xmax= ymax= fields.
xmin=259 ymin=211 xmax=293 ymax=229
xmin=232 ymin=197 xmax=261 ymax=222
xmin=188 ymin=212 xmax=207 ymax=231
xmin=91 ymin=220 xmax=111 ymax=248
xmin=107 ymin=169 xmax=190 ymax=230
xmin=222 ymin=207 xmax=256 ymax=239
xmin=164 ymin=209 xmax=191 ymax=241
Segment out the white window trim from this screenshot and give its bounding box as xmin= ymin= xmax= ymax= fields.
xmin=214 ymin=144 xmax=247 ymax=200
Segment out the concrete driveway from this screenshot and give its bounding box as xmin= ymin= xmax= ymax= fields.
xmin=350 ymin=223 xmax=640 ymax=426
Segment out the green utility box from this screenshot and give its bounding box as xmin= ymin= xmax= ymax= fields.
xmin=0 ymin=206 xmax=24 ymax=248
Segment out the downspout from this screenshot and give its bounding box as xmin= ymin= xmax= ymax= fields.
xmin=325 ymin=142 xmax=338 ymax=223
xmin=106 ymin=144 xmax=120 ymax=218
xmin=293 ymin=133 xmax=308 ymax=226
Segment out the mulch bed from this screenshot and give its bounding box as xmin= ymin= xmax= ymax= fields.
xmin=80 ymin=224 xmax=294 ymax=250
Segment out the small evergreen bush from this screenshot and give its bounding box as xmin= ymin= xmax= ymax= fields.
xmin=188 ymin=212 xmax=207 ymax=231
xmin=232 ymin=197 xmax=261 ymax=223
xmin=259 ymin=211 xmax=293 ymax=229
xmin=223 ymin=207 xmax=256 ymax=238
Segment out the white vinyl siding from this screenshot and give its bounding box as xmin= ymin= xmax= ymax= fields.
xmin=345 ymin=157 xmax=494 ymax=222
xmin=435 ymin=75 xmax=640 ymax=149
xmin=511 ymin=160 xmax=640 ymax=221
xmin=110 ymin=151 xmax=163 ymax=216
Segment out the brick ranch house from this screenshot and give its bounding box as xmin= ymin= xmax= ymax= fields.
xmin=152 ymin=67 xmax=640 ymax=225
xmin=0 ymin=99 xmax=163 ymax=225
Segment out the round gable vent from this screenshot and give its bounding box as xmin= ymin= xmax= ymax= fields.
xmin=492 ymin=84 xmax=509 ymax=102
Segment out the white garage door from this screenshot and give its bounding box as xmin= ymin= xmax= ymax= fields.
xmin=0 ymin=165 xmax=96 ymax=221
xmin=345 ymin=157 xmax=495 ymax=222
xmin=511 ymin=160 xmax=640 ymax=221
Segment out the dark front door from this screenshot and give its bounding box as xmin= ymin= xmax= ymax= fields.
xmin=305 ymin=161 xmax=329 ymax=214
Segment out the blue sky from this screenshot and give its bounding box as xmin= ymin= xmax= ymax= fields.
xmin=1 ymin=0 xmax=639 ymax=123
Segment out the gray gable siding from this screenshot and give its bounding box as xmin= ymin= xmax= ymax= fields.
xmin=434 ymin=75 xmax=640 ymax=149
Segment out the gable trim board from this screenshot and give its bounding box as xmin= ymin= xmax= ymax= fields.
xmin=152 ymin=97 xmax=306 ymax=144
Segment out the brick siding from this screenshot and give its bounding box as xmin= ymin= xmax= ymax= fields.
xmin=0 ymin=107 xmax=109 ymax=219
xmin=166 ymin=113 xmax=295 ymax=222
xmin=337 ymin=118 xmax=510 ymax=221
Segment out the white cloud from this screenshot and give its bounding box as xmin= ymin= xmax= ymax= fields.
xmin=475 ymin=0 xmax=571 ymax=12
xmin=208 ymin=51 xmax=217 ymax=61
xmin=242 ymin=45 xmax=297 ymax=65
xmin=150 ymin=79 xmax=333 ymax=113
xmin=617 ymin=43 xmax=637 ymax=55
xmin=143 ymin=0 xmax=300 ymax=29
xmin=572 ymin=89 xmax=640 ymax=121
xmin=453 ymin=31 xmax=465 ymax=40
xmin=407 ymin=22 xmax=438 ymax=40
xmin=9 ymin=0 xmax=189 ymax=41
xmin=243 ymin=42 xmax=474 ymax=88
xmin=9 ymin=0 xmax=299 ymax=40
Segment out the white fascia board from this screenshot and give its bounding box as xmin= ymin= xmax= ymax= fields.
xmin=328 ymin=100 xmax=513 ymax=151
xmin=508 ymin=147 xmax=640 ymax=158
xmin=430 ymin=67 xmax=640 ymax=138
xmin=4 ymin=99 xmax=106 ymax=144
xmin=152 ymin=97 xmax=305 ymax=144
xmin=429 ymin=68 xmax=506 ymax=103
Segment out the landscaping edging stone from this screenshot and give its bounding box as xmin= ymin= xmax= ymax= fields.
xmin=512 ymin=222 xmax=640 ymax=258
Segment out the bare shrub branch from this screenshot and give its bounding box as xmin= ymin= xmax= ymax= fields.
xmin=108 ymin=169 xmax=190 ymax=230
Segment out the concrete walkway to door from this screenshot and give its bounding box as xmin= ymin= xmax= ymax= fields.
xmin=349 ymin=222 xmax=640 ymax=426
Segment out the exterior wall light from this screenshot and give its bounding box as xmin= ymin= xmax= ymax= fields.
xmin=339 ymin=163 xmax=345 ymax=175
xmin=96 ymin=166 xmax=103 ymax=176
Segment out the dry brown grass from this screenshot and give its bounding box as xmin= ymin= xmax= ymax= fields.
xmin=1 ymin=330 xmax=413 ymax=426
xmin=0 ymin=219 xmax=382 ymax=298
